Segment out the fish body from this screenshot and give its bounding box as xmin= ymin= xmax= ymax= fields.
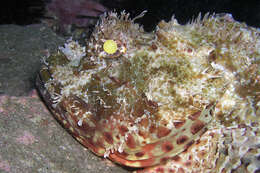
xmin=37 ymin=12 xmax=260 ymax=172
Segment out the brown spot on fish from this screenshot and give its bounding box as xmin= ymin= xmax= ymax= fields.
xmin=184 ymin=140 xmax=194 ymax=152
xmin=162 ymin=141 xmax=174 ymax=152
xmin=150 ymin=43 xmax=158 ymax=51
xmin=176 ymin=135 xmax=189 ymax=145
xmin=135 ymin=151 xmax=145 ymax=157
xmin=157 ymin=126 xmax=171 ymax=138
xmin=119 ymin=125 xmax=129 ymax=136
xmin=138 ymin=130 xmax=148 ymax=139
xmin=126 ymin=134 xmax=136 ymax=148
xmin=160 ymin=157 xmax=170 ymax=163
xmin=149 ymin=124 xmax=156 ymax=133
xmin=178 ymin=167 xmax=185 ymax=173
xmin=190 ymin=120 xmax=205 ymax=135
xmin=155 ymin=167 xmax=164 ymax=173
xmin=172 ymin=155 xmax=181 ymax=162
xmin=173 ymin=120 xmax=186 ymax=129
xmin=185 ymin=161 xmax=192 ymax=167
xmin=188 ymin=111 xmax=201 ymax=120
xmin=169 ymin=169 xmax=176 ymax=173
xmin=104 ymin=131 xmax=113 ymax=144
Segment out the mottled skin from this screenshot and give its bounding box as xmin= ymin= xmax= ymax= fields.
xmin=36 ymin=77 xmax=215 ymax=167
xmin=37 ymin=12 xmax=260 ymax=172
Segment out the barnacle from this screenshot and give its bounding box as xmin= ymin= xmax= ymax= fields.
xmin=103 ymin=39 xmax=118 ymax=54
xmin=36 ymin=11 xmax=260 ymax=173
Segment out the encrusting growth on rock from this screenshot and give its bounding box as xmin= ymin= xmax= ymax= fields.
xmin=36 ymin=11 xmax=260 ymax=173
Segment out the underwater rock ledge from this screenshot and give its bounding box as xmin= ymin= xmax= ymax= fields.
xmin=36 ymin=11 xmax=260 ymax=173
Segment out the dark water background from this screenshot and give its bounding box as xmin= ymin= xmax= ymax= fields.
xmin=0 ymin=0 xmax=259 ymax=30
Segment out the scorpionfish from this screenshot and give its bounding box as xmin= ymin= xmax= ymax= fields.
xmin=36 ymin=11 xmax=260 ymax=173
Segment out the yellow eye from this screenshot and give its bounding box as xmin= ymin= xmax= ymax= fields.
xmin=103 ymin=40 xmax=118 ymax=54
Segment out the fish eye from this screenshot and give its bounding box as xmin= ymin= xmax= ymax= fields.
xmin=103 ymin=40 xmax=118 ymax=54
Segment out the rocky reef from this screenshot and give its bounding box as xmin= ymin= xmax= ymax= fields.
xmin=36 ymin=11 xmax=260 ymax=172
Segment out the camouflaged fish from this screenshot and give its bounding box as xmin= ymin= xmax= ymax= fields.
xmin=36 ymin=11 xmax=260 ymax=172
